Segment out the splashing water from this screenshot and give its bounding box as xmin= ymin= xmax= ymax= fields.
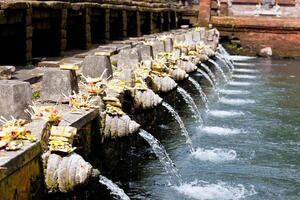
xmin=208 ymin=59 xmax=228 ymax=82
xmin=201 ymin=126 xmax=242 ymax=135
xmin=219 ymin=89 xmax=250 ymax=95
xmin=177 ymin=86 xmax=203 ymax=123
xmin=230 ymin=55 xmax=256 ymax=61
xmin=162 ymin=102 xmax=195 ymax=152
xmin=215 ymin=53 xmax=233 ymax=72
xmin=191 ymin=148 xmax=237 ymax=162
xmin=208 ymin=110 xmax=244 ymax=117
xmin=233 ymin=62 xmax=256 ymax=67
xmin=187 ymin=77 xmax=209 ymax=110
xmin=218 ymin=44 xmax=231 ymax=57
xmin=139 ymin=129 xmax=183 ymax=186
xmin=228 ymin=81 xmax=253 ymax=86
xmin=174 ymin=180 xmax=256 ymax=200
xmin=220 ymin=97 xmax=255 ymax=105
xmin=232 ymin=74 xmax=257 ymax=79
xmin=233 ymin=68 xmax=259 ymax=73
xmin=201 ymin=63 xmax=217 ymax=86
xmin=99 ymin=175 xmax=130 ymax=200
xmin=217 ymin=46 xmax=236 ymax=70
xmin=197 ymin=68 xmax=215 ymax=88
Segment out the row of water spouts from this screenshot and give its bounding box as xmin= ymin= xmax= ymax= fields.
xmin=101 ymin=45 xmax=242 ymax=199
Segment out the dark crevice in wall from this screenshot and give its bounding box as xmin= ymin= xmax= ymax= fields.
xmin=67 ymin=9 xmax=86 ymax=49
xmin=32 ymin=8 xmax=61 ymax=57
xmin=90 ymin=9 xmax=106 ymax=44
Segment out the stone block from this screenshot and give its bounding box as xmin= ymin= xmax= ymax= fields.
xmin=184 ymin=31 xmax=194 ymax=44
xmin=0 ymin=80 xmax=32 ymax=120
xmin=164 ymin=38 xmax=173 ymax=52
xmin=259 ymin=47 xmax=272 ymax=57
xmin=41 ymin=69 xmax=78 ymax=102
xmin=81 ymin=55 xmax=112 ymax=79
xmin=199 ymin=27 xmax=206 ymax=40
xmin=136 ymin=44 xmax=153 ymax=60
xmin=38 ymin=61 xmax=60 ymax=68
xmin=0 ymin=66 xmax=15 ymax=80
xmin=207 ymin=29 xmax=214 ymax=41
xmin=117 ymin=48 xmax=141 ymax=70
xmin=151 ymin=40 xmax=165 ymax=58
xmin=174 ymin=34 xmax=185 ymax=43
xmin=192 ymin=31 xmax=201 ymax=42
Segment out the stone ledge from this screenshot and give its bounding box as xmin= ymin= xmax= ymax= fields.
xmin=211 ymin=16 xmax=300 ymax=31
xmin=0 ymin=141 xmax=41 ymax=181
xmin=58 ymin=109 xmax=99 ymax=129
xmin=0 ymin=107 xmax=98 ymax=183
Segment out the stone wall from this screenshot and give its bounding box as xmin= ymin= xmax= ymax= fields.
xmin=198 ymin=0 xmax=300 ymax=57
xmin=0 ymin=0 xmax=187 ymax=65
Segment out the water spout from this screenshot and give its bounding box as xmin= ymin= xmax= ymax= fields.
xmin=216 ymin=53 xmax=233 ymax=72
xmin=139 ymin=129 xmax=183 ymax=186
xmin=162 ymin=102 xmax=195 ymax=152
xmin=208 ymin=59 xmax=228 ymax=82
xmin=201 ymin=63 xmax=217 ymax=86
xmin=177 ymin=86 xmax=203 ymax=122
xmin=197 ymin=68 xmax=216 ymax=89
xmin=187 ymin=77 xmax=209 ymax=110
xmin=99 ymin=175 xmax=130 ymax=200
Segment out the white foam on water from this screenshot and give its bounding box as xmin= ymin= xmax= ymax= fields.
xmin=232 ymin=74 xmax=257 ymax=79
xmin=220 ymin=97 xmax=255 ymax=105
xmin=228 ymin=81 xmax=252 ymax=86
xmin=233 ymin=62 xmax=256 ymax=66
xmin=208 ymin=110 xmax=244 ymax=117
xmin=201 ymin=126 xmax=242 ymax=135
xmin=230 ymin=55 xmax=256 ymax=61
xmin=191 ymin=148 xmax=237 ymax=162
xmin=174 ymin=180 xmax=256 ymax=200
xmin=233 ymin=68 xmax=259 ymax=73
xmin=219 ymin=89 xmax=250 ymax=95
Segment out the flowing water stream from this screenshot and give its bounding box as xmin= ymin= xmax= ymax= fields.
xmin=197 ymin=68 xmax=215 ymax=88
xmin=187 ymin=77 xmax=209 ymax=110
xmin=138 ymin=129 xmax=183 ymax=186
xmin=117 ymin=57 xmax=300 ymax=200
xmin=208 ymin=58 xmax=228 ymax=82
xmin=177 ymin=86 xmax=203 ymax=123
xmin=162 ymin=102 xmax=195 ymax=153
xmin=201 ymin=63 xmax=217 ymax=86
xmin=99 ymin=175 xmax=130 ymax=200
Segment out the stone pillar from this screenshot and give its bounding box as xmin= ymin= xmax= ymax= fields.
xmin=122 ymin=10 xmax=128 ymax=38
xmin=150 ymin=12 xmax=155 ymax=34
xmin=167 ymin=11 xmax=171 ymax=31
xmin=41 ymin=69 xmax=79 ymax=103
xmin=0 ymin=80 xmax=32 ymax=120
xmin=85 ymin=8 xmax=92 ymax=48
xmin=60 ymin=8 xmax=67 ymax=56
xmin=105 ymin=9 xmax=110 ymax=41
xmin=136 ymin=11 xmax=142 ymax=37
xmin=198 ymin=0 xmax=211 ymax=26
xmin=160 ymin=12 xmax=164 ymax=32
xmin=25 ymin=7 xmax=32 ymax=63
xmin=175 ymin=11 xmax=178 ymax=29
